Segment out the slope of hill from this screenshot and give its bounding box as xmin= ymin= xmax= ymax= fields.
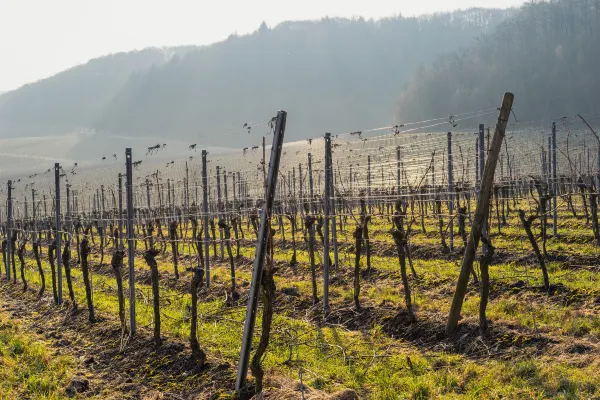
xmin=92 ymin=9 xmax=510 ymax=148
xmin=0 ymin=47 xmax=194 ymax=138
xmin=396 ymin=0 xmax=600 ymax=124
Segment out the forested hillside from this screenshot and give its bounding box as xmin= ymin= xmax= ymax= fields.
xmin=396 ymin=0 xmax=600 ymax=123
xmin=93 ymin=9 xmax=509 ymax=146
xmin=0 ymin=47 xmax=193 ymax=137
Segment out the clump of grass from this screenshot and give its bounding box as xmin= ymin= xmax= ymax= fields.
xmin=513 ymin=359 xmax=538 ymax=379
xmin=410 ymin=382 xmax=430 ymax=399
xmin=0 ymin=314 xmax=73 ymax=399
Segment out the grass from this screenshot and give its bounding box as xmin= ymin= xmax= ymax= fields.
xmin=2 ymin=196 xmax=600 ymax=398
xmin=0 ymin=313 xmax=74 ymax=399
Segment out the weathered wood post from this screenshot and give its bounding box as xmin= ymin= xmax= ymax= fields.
xmin=236 ymin=110 xmax=286 ymax=390
xmin=446 ymin=93 xmax=514 ymax=336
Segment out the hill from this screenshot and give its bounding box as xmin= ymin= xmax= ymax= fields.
xmin=93 ymin=10 xmax=510 ymax=149
xmin=396 ymin=0 xmax=600 ymax=124
xmin=0 ymin=47 xmax=194 ymax=138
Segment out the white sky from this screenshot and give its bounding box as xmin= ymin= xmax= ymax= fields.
xmin=0 ymin=0 xmax=525 ymax=91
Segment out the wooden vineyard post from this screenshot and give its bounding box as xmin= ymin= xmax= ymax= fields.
xmin=6 ymin=180 xmax=12 ymax=280
xmin=202 ymin=150 xmax=211 ymax=287
xmin=125 ymin=149 xmax=136 ymax=335
xmin=54 ymin=163 xmax=63 ymax=305
xmin=446 ymin=92 xmax=514 ymax=336
xmin=236 ymin=110 xmax=286 ymax=391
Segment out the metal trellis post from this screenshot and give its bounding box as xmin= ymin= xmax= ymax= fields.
xmin=479 ymin=124 xmax=486 ymax=254
xmin=55 ymin=163 xmax=63 ymax=305
xmin=323 ymin=132 xmax=331 ymax=312
xmin=202 ymin=150 xmax=211 ymax=287
xmin=552 ymin=122 xmax=558 ymax=237
xmin=308 ymin=153 xmax=314 ymax=214
xmin=118 ymin=174 xmax=124 ymax=249
xmin=125 ymin=149 xmax=136 ymax=335
xmin=6 ymin=181 xmax=12 ymax=280
xmin=448 ymin=132 xmax=454 ymax=251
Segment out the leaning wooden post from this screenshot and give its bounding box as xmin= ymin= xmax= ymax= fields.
xmin=236 ymin=110 xmax=287 ymax=390
xmin=446 ymin=93 xmax=514 ymax=336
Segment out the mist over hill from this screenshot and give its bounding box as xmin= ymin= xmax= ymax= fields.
xmin=0 ymin=9 xmax=511 ymax=159
xmin=95 ymin=10 xmax=511 ymax=148
xmin=396 ymin=0 xmax=600 ymax=124
xmin=0 ymin=47 xmax=195 ymax=138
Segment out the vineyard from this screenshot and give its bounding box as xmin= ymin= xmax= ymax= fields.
xmin=1 ymin=93 xmax=600 ymax=399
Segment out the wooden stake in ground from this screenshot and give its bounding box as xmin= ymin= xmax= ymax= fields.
xmin=446 ymin=92 xmax=514 ymax=336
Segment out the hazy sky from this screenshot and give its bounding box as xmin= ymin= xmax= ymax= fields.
xmin=0 ymin=0 xmax=525 ymax=91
